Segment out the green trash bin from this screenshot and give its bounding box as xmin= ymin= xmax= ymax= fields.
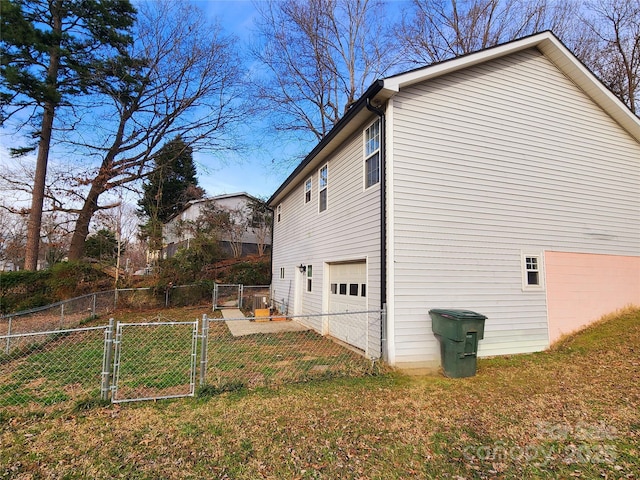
xmin=429 ymin=309 xmax=487 ymax=378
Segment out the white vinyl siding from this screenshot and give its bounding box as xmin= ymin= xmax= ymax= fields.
xmin=389 ymin=48 xmax=640 ymax=365
xmin=271 ymin=124 xmax=382 ymax=350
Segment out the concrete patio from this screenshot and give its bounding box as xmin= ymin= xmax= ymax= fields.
xmin=220 ymin=309 xmax=310 ymax=337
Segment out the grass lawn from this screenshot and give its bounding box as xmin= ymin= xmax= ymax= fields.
xmin=1 ymin=308 xmax=638 ymax=479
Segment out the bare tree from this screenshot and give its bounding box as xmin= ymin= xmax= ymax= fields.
xmin=247 ymin=197 xmax=273 ymax=257
xmin=400 ymin=0 xmax=577 ymax=64
xmin=0 ymin=209 xmax=27 ymax=270
xmin=60 ymin=0 xmax=245 ymax=260
xmin=573 ymin=0 xmax=640 ymax=114
xmin=252 ymin=0 xmax=400 ymax=142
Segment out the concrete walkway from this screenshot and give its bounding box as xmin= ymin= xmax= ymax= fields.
xmin=220 ymin=309 xmax=310 ymax=337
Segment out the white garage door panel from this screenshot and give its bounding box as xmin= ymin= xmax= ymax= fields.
xmin=328 ymin=262 xmax=367 ymax=350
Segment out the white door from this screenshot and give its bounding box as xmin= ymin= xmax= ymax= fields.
xmin=328 ymin=262 xmax=367 ymax=350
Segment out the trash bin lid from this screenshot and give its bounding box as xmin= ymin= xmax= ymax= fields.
xmin=429 ymin=309 xmax=487 ymax=320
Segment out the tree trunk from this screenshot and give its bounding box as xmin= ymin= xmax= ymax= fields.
xmin=24 ymin=102 xmax=56 ymax=270
xmin=67 ymin=178 xmax=106 ymax=261
xmin=23 ymin=7 xmax=62 ymax=270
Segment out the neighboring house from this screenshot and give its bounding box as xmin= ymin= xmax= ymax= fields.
xmin=163 ymin=192 xmax=271 ymax=258
xmin=268 ymin=31 xmax=640 ymax=371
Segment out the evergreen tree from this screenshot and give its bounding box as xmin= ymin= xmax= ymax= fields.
xmin=138 ymin=136 xmax=205 ymax=250
xmin=84 ymin=228 xmax=119 ymax=264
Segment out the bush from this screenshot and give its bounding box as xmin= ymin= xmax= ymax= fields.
xmin=0 ymin=270 xmax=52 ymax=314
xmin=221 ymin=261 xmax=271 ymax=285
xmin=0 ymin=262 xmax=111 ymax=314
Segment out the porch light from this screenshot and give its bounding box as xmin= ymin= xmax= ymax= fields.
xmin=298 ymin=264 xmax=306 ymax=273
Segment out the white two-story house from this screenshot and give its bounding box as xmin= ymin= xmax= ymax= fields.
xmin=268 ymin=32 xmax=640 ymax=371
xmin=163 ymin=192 xmax=271 ymax=258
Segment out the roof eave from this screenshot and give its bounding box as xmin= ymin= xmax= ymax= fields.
xmin=267 ymin=80 xmax=386 ymax=207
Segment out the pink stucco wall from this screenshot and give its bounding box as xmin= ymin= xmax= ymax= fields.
xmin=545 ymin=251 xmax=640 ymax=344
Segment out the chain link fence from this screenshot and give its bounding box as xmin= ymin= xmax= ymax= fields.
xmin=112 ymin=321 xmax=199 ymax=403
xmin=0 ymin=284 xmax=263 ymax=344
xmin=0 ymin=326 xmax=109 ymax=407
xmin=202 ymin=311 xmax=383 ymax=392
xmin=1 ymin=309 xmax=386 ymax=410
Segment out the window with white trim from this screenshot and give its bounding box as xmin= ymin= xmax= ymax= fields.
xmin=277 ymin=204 xmax=282 ymax=223
xmin=304 ymin=178 xmax=312 ymax=204
xmin=280 ymin=267 xmax=285 ymax=279
xmin=306 ymin=265 xmax=313 ymax=292
xmin=364 ymin=119 xmax=380 ymax=188
xmin=319 ymin=164 xmax=328 ymax=212
xmin=522 ymin=253 xmax=544 ymax=290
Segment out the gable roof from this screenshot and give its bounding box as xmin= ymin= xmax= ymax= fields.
xmin=268 ymin=31 xmax=640 ymax=207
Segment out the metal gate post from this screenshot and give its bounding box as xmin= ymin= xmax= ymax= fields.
xmin=60 ymin=303 xmax=65 ymax=328
xmin=199 ymin=314 xmax=209 ymax=386
xmin=239 ymin=284 xmax=244 ymax=309
xmin=101 ymin=318 xmax=115 ymax=401
xmin=92 ymin=294 xmax=97 ymax=318
xmin=5 ymin=316 xmax=12 ymax=354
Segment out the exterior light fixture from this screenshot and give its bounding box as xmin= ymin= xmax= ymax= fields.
xmin=298 ymin=264 xmax=307 ymax=273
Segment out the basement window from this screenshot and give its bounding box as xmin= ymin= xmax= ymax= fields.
xmin=522 ymin=253 xmax=544 ymax=291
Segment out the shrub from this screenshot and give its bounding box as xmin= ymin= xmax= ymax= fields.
xmin=0 ymin=262 xmax=111 ymax=314
xmin=0 ymin=270 xmax=52 ymax=314
xmin=221 ymin=261 xmax=271 ymax=285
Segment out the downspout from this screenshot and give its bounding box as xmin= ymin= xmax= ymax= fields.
xmin=366 ymin=98 xmax=387 ymax=357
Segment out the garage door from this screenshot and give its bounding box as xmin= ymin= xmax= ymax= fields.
xmin=328 ymin=262 xmax=367 ymax=350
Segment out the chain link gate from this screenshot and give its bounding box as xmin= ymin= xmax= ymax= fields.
xmin=111 ymin=321 xmax=198 ymax=403
xmin=213 ymin=284 xmax=243 ymax=309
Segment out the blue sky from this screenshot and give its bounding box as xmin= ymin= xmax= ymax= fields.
xmin=192 ymin=0 xmax=287 ymax=199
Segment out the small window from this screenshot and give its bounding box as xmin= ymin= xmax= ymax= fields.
xmin=277 ymin=204 xmax=282 ymax=223
xmin=522 ymin=253 xmax=544 ymax=290
xmin=331 ymin=283 xmax=337 ymax=294
xmin=319 ymin=164 xmax=328 ymax=212
xmin=280 ymin=267 xmax=285 ymax=279
xmin=364 ymin=119 xmax=380 ymax=188
xmin=304 ymin=178 xmax=312 ymax=204
xmin=526 ymin=257 xmax=539 ymax=285
xmin=306 ymin=265 xmax=313 ymax=292
xmin=361 ymin=284 xmax=366 ymax=297
xmin=339 ymin=283 xmax=347 ymax=295
xmin=349 ymin=284 xmax=359 ymax=296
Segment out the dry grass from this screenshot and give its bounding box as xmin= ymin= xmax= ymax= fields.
xmin=1 ymin=308 xmax=639 ymax=479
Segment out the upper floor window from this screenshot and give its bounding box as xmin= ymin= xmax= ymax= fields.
xmin=277 ymin=204 xmax=282 ymax=223
xmin=319 ymin=164 xmax=328 ymax=212
xmin=364 ymin=119 xmax=380 ymax=188
xmin=304 ymin=178 xmax=312 ymax=204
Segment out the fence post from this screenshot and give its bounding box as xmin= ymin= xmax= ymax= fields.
xmin=5 ymin=316 xmax=12 ymax=354
xmin=60 ymin=303 xmax=65 ymax=328
xmin=114 ymin=289 xmax=119 ymax=310
xmin=381 ymin=304 xmax=387 ymax=362
xmin=101 ymin=318 xmax=115 ymax=402
xmin=239 ymin=284 xmax=244 ymax=309
xmin=92 ymin=294 xmax=97 ymax=319
xmin=199 ymin=314 xmax=209 ymax=386
xmin=365 ymin=311 xmax=370 ymax=359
